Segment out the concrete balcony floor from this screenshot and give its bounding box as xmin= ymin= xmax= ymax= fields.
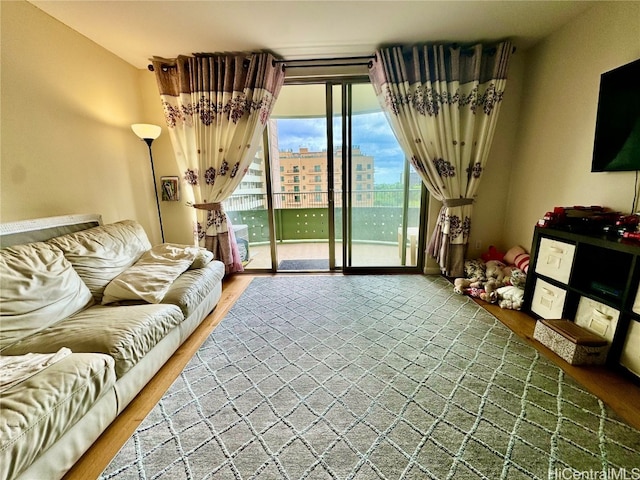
xmin=244 ymin=241 xmax=417 ymax=270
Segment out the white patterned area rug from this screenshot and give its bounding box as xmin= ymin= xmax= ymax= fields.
xmin=101 ymin=275 xmax=640 ymax=480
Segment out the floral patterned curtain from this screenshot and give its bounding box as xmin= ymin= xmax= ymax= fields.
xmin=369 ymin=41 xmax=512 ymax=277
xmin=152 ymin=53 xmax=285 ymax=273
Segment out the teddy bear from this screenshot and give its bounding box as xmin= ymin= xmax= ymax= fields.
xmin=496 ymin=267 xmax=527 ymax=309
xmin=454 ymin=277 xmax=501 ymax=303
xmin=479 ymin=279 xmax=501 ymax=303
xmin=453 ymin=277 xmax=474 ymax=294
xmin=453 ymin=277 xmax=484 ymax=294
xmin=485 ymin=260 xmax=507 ymax=285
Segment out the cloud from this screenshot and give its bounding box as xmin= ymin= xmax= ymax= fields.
xmin=273 ymin=112 xmax=407 ymax=184
xmin=274 ymin=118 xmax=327 ymax=152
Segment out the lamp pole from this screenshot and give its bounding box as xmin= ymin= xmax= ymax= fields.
xmin=144 ymin=138 xmax=165 ymax=243
xmin=131 ymin=124 xmax=165 ymax=243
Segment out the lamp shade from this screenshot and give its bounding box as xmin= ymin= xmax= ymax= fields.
xmin=131 ymin=123 xmax=161 ymax=140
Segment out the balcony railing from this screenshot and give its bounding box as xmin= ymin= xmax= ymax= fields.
xmin=225 ymin=189 xmax=421 ymax=244
xmin=225 ymin=189 xmax=420 ymax=209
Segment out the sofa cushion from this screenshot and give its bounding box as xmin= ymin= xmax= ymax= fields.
xmin=3 ymin=304 xmax=184 ymax=378
xmin=102 ymin=243 xmax=201 ymax=305
xmin=1 ymin=348 xmax=72 ymax=393
xmin=0 ymin=242 xmax=93 ymax=352
xmin=0 ymin=353 xmax=116 ymax=480
xmin=162 ymin=260 xmax=225 ymax=318
xmin=47 ymin=220 xmax=151 ymax=303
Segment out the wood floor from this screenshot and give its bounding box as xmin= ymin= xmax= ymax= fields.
xmin=63 ymin=273 xmax=640 ymax=480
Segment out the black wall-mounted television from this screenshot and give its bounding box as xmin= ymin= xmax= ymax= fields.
xmin=591 ymin=58 xmax=640 ymax=172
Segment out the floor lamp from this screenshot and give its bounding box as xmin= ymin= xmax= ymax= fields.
xmin=131 ymin=123 xmax=165 ymax=243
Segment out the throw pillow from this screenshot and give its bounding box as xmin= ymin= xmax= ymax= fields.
xmin=102 ymin=243 xmax=199 ymax=305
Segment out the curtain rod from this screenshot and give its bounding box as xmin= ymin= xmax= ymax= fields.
xmin=273 ymin=55 xmax=376 ymax=64
xmin=148 ymin=55 xmax=375 ymax=71
xmin=147 ymin=46 xmax=516 ymax=71
xmin=282 ymin=61 xmax=373 ymax=69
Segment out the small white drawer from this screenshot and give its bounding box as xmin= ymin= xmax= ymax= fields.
xmin=531 ymin=279 xmax=567 ymax=319
xmin=535 ymin=238 xmax=576 ymax=284
xmin=621 ymin=320 xmax=640 ymax=379
xmin=574 ymin=297 xmax=619 ymax=342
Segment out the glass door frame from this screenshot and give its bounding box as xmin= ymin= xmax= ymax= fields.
xmin=333 ymin=80 xmax=428 ymax=273
xmin=326 ymin=82 xmax=338 ymax=270
xmin=258 ymin=75 xmax=428 ymax=273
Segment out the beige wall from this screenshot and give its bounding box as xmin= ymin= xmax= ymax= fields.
xmin=504 ymin=2 xmax=640 ymax=252
xmin=1 ymin=1 xmax=166 ymax=244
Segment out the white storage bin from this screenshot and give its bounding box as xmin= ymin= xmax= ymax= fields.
xmin=574 ymin=297 xmax=619 ymax=343
xmin=531 ymin=279 xmax=567 ymax=319
xmin=534 ymin=238 xmax=576 ymax=284
xmin=621 ymin=320 xmax=640 ymax=378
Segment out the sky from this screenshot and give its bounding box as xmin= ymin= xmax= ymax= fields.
xmin=274 ymin=112 xmax=408 ymax=185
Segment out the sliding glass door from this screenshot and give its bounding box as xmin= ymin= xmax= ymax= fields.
xmin=334 ymin=82 xmax=426 ymax=270
xmin=224 ymin=79 xmax=427 ymax=272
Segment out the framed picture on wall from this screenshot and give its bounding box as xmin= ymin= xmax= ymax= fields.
xmin=161 ymin=176 xmax=179 ymax=201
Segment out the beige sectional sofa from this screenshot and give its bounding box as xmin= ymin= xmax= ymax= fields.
xmin=0 ymin=214 xmax=225 ymax=480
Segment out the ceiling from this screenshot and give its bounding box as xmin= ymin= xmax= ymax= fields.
xmin=29 ymin=1 xmax=596 ymax=70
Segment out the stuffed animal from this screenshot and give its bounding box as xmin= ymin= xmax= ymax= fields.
xmin=464 ymin=259 xmax=486 ymax=283
xmin=454 ymin=278 xmax=474 ymax=294
xmin=464 ymin=287 xmax=485 ymax=299
xmin=496 ymin=267 xmax=527 ymax=309
xmin=460 ymin=286 xmax=495 ymax=303
xmin=504 ymin=245 xmax=530 ymax=273
xmin=481 ymin=245 xmax=505 ymax=263
xmin=510 ymin=268 xmax=527 ymax=288
xmin=485 ymin=260 xmax=507 ymax=285
xmin=496 ymin=285 xmax=525 ymax=310
xmin=480 ymin=279 xmax=501 ymax=303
